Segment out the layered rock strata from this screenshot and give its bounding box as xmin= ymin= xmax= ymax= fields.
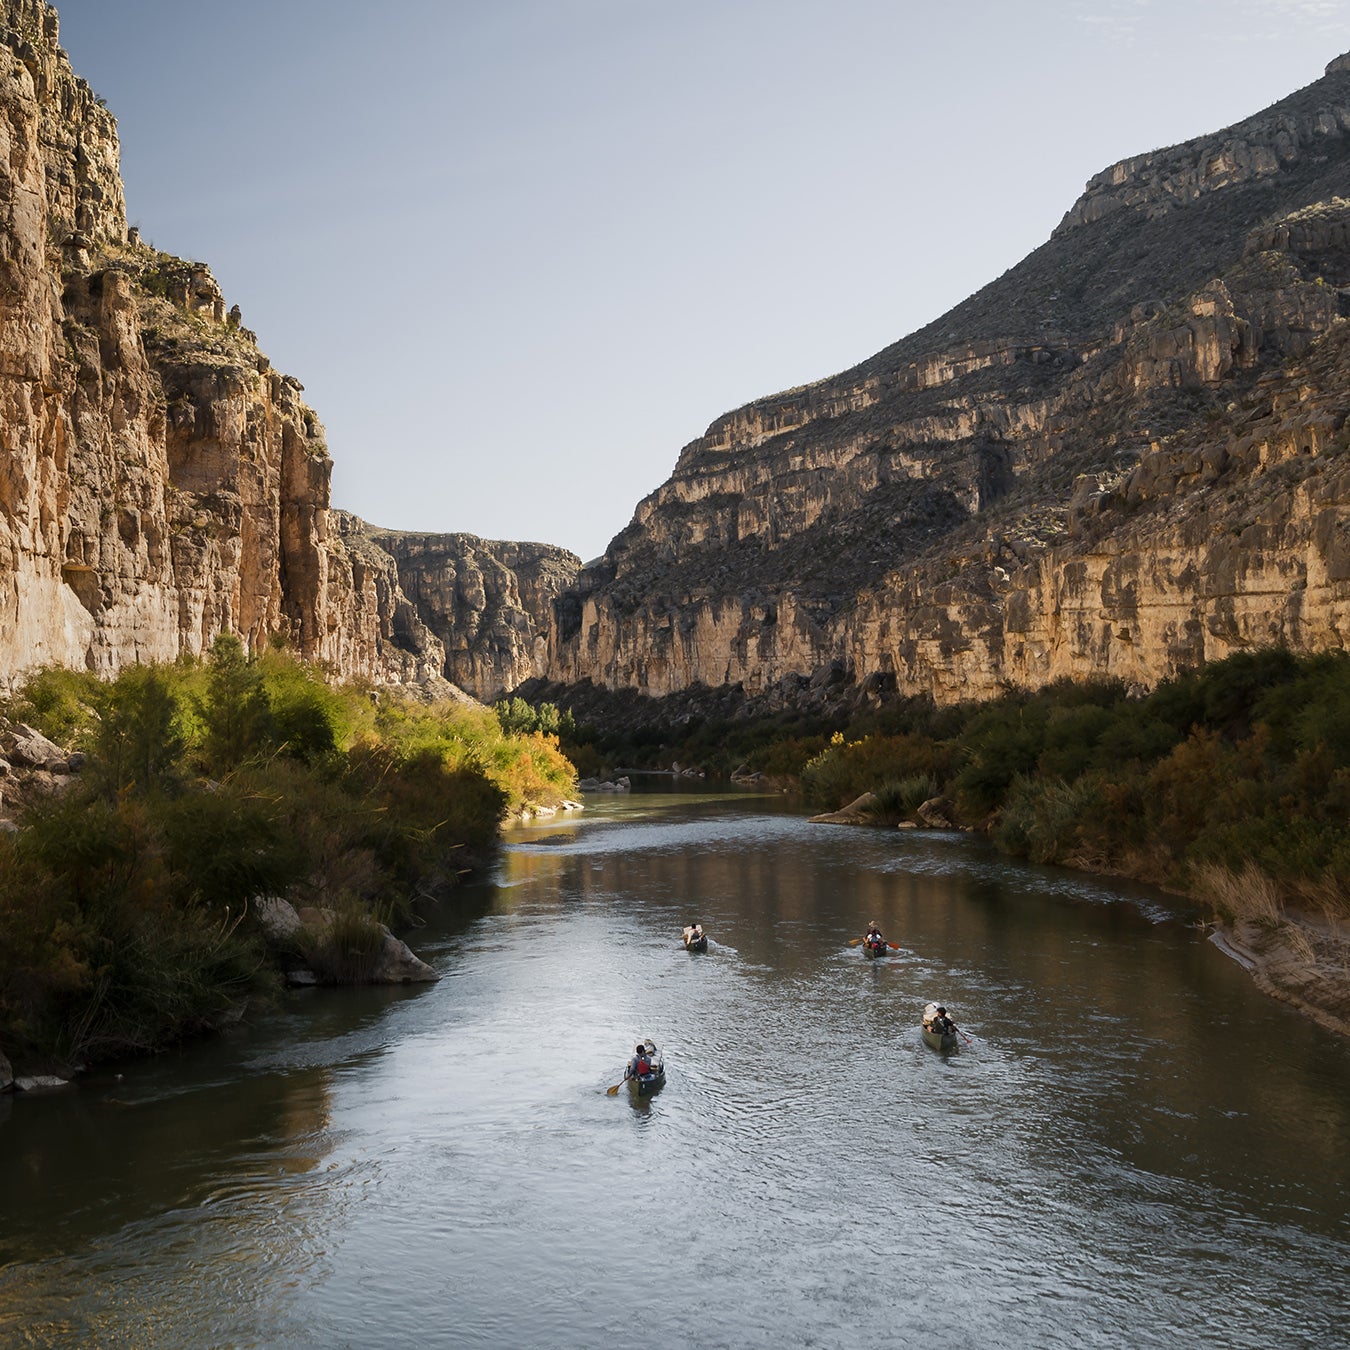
xmin=542 ymin=57 xmax=1350 ymax=706
xmin=0 ymin=0 xmax=465 ymax=692
xmin=355 ymin=522 xmax=579 ymax=701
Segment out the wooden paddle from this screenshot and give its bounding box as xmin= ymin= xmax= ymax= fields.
xmin=847 ymin=937 xmax=863 ymax=946
xmin=606 ymin=1074 xmax=629 ymax=1095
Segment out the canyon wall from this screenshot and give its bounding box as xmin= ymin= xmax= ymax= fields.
xmin=343 ymin=520 xmax=578 ymax=702
xmin=5 ymin=0 xmax=1350 ymax=719
xmin=0 ymin=0 xmax=565 ymax=697
xmin=539 ymin=60 xmax=1350 ymax=709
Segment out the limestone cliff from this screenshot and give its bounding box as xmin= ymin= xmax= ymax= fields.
xmin=540 ymin=57 xmax=1350 ymax=708
xmin=351 ymin=522 xmax=579 ymax=702
xmin=0 ymin=0 xmax=450 ymax=690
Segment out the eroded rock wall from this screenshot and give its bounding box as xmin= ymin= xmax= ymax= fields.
xmin=361 ymin=525 xmax=580 ymax=701
xmin=543 ymin=58 xmax=1350 ymax=707
xmin=0 ymin=1 xmax=451 ymax=691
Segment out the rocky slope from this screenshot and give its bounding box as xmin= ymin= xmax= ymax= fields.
xmin=540 ymin=57 xmax=1350 ymax=708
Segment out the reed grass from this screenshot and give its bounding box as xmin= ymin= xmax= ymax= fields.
xmin=1192 ymin=861 xmax=1284 ymax=926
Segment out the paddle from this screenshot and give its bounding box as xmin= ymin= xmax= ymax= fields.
xmin=847 ymin=937 xmax=863 ymax=946
xmin=950 ymin=1022 xmax=973 ymax=1045
xmin=606 ymin=1072 xmax=630 ymax=1096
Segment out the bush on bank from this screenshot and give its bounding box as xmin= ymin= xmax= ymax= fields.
xmin=0 ymin=641 xmax=576 ymax=1071
xmin=786 ymin=649 xmax=1350 ymax=915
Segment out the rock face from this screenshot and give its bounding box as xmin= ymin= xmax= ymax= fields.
xmin=0 ymin=0 xmax=468 ymax=693
xmin=540 ymin=58 xmax=1350 ymax=706
xmin=354 ymin=522 xmax=580 ymax=701
xmin=6 ymin=3 xmax=1350 ymax=717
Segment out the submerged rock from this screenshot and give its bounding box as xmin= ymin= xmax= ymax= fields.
xmin=14 ymin=1075 xmax=72 ymax=1092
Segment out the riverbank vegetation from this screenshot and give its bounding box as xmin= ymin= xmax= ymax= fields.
xmin=0 ymin=641 xmax=575 ymax=1074
xmin=553 ymin=648 xmax=1350 ymax=923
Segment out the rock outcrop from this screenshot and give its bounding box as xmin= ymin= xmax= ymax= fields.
xmin=355 ymin=522 xmax=579 ymax=701
xmin=0 ymin=0 xmax=466 ymax=693
xmin=538 ymin=57 xmax=1350 ymax=709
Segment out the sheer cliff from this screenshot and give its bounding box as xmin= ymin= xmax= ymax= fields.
xmin=338 ymin=518 xmax=579 ymax=702
xmin=0 ymin=0 xmax=462 ymax=689
xmin=541 ymin=56 xmax=1350 ymax=707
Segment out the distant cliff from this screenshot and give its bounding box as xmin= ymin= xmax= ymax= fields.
xmin=338 ymin=519 xmax=579 ymax=702
xmin=539 ymin=57 xmax=1350 ymax=707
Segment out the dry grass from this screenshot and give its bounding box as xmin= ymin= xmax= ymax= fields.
xmin=1281 ymin=924 xmax=1319 ymax=967
xmin=1192 ymin=861 xmax=1285 ymax=926
xmin=1289 ymin=872 xmax=1350 ymax=925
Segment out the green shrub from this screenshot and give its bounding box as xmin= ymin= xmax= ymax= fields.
xmin=13 ymin=667 xmax=101 ymax=746
xmin=0 ymin=650 xmax=578 ymax=1072
xmin=89 ymin=664 xmax=189 ymax=797
xmin=295 ymin=904 xmax=387 ymax=985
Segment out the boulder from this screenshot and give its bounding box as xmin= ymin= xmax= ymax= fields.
xmin=7 ymin=725 xmax=66 ymax=769
xmin=809 ymin=792 xmax=880 ymax=825
xmin=255 ymin=896 xmax=304 ymax=941
xmin=295 ymin=905 xmax=438 ymax=984
xmin=371 ymin=932 xmax=439 ymax=984
xmin=917 ymin=796 xmax=958 ymax=829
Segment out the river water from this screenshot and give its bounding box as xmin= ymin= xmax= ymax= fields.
xmin=2 ymin=789 xmax=1348 ymax=1349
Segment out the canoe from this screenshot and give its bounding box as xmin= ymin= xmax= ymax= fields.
xmin=631 ymin=1061 xmax=666 ymax=1096
xmin=629 ymin=1039 xmax=666 ymax=1096
xmin=922 ymin=1001 xmax=958 ymax=1051
xmin=862 ymin=938 xmax=888 ymax=958
xmin=682 ymin=926 xmax=707 ymax=952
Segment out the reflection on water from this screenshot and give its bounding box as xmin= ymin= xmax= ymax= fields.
xmin=2 ymin=789 xmax=1348 ymax=1349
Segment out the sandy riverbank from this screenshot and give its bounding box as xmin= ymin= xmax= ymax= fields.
xmin=1209 ymin=912 xmax=1350 ymax=1038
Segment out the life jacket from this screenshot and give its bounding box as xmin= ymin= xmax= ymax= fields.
xmin=636 ymin=1056 xmax=651 ymax=1076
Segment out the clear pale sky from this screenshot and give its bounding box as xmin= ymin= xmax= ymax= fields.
xmin=52 ymin=0 xmax=1350 ymax=563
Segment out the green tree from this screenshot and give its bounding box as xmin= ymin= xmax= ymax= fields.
xmin=201 ymin=634 xmax=270 ymax=773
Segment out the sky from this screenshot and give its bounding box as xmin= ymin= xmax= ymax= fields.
xmin=51 ymin=0 xmax=1350 ymax=563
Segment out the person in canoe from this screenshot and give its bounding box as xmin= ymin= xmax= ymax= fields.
xmin=864 ymin=921 xmax=887 ymax=954
xmin=627 ymin=1042 xmax=651 ymax=1081
xmin=930 ymin=1006 xmax=955 ymax=1037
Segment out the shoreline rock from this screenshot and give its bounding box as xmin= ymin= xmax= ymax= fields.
xmin=259 ymin=897 xmax=439 ymax=986
xmin=809 ymin=792 xmax=879 ymax=825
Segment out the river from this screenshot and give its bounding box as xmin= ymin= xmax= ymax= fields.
xmin=2 ymin=788 xmax=1348 ymax=1349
